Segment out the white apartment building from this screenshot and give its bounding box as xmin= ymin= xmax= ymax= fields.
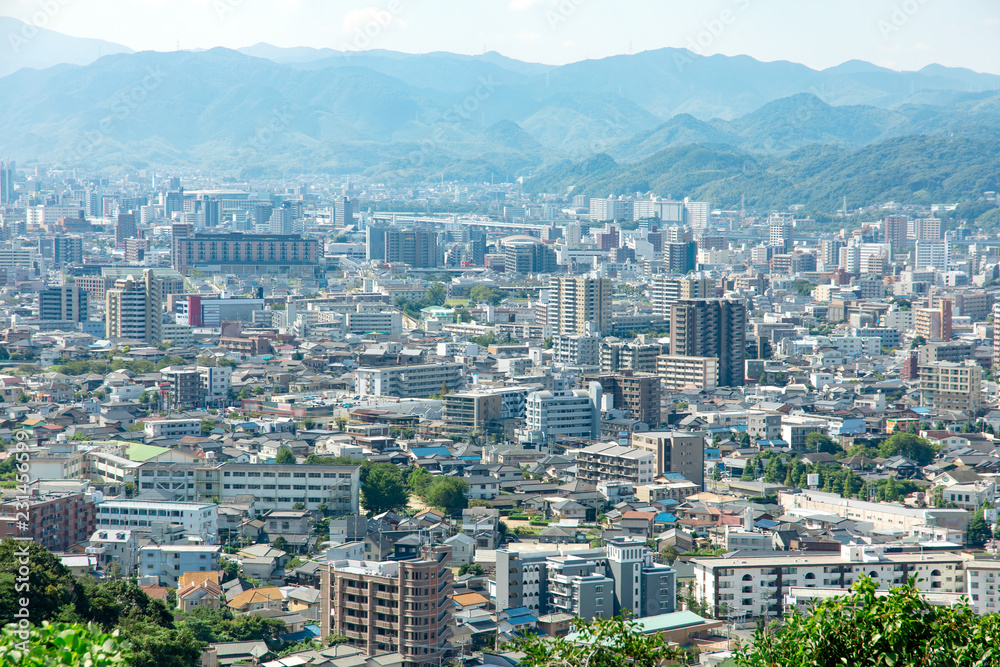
xmin=141 ymin=544 xmax=221 ymax=587
xmin=656 ymin=354 xmax=718 ymax=391
xmin=87 ymin=528 xmax=140 ymax=576
xmin=574 ymin=442 xmax=656 ymax=486
xmin=355 ymin=362 xmax=465 ymax=397
xmin=779 ymin=489 xmax=969 ymax=542
xmin=198 ymin=365 xmax=233 ymax=405
xmin=915 ymin=239 xmax=949 ymax=270
xmin=694 ymin=544 xmax=966 ymax=620
xmin=525 ymin=388 xmax=599 ymax=441
xmin=780 ymin=416 xmax=829 ymax=450
xmin=966 ymin=560 xmax=1000 ymax=615
xmin=144 ymin=418 xmax=202 ymax=438
xmin=136 ymin=461 xmax=361 ymax=513
xmin=552 ymin=333 xmax=600 ymax=366
xmin=95 ymin=499 xmax=218 ymax=543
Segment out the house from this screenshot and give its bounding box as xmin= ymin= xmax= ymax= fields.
xmin=202 ymin=640 xmax=271 ymax=667
xmin=465 ymin=475 xmax=501 ymax=500
xmin=444 ymin=533 xmax=475 ymax=566
xmin=285 ymin=586 xmax=322 ymax=621
xmin=177 ymin=580 xmax=223 ymax=612
xmin=227 ymin=586 xmax=285 ymax=613
xmin=236 ymin=544 xmax=291 ymax=583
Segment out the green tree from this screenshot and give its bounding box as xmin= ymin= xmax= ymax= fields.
xmin=274 ymin=447 xmax=296 ymax=465
xmin=512 ymin=614 xmax=687 ymax=667
xmin=406 ymin=467 xmax=433 ymax=496
xmin=0 ymin=622 xmax=132 ymax=667
xmin=423 ymin=477 xmax=470 ymax=514
xmin=0 ymin=539 xmax=78 ymax=625
xmin=468 ymin=285 xmax=504 ymax=306
xmin=878 ymin=432 xmax=936 ymax=466
xmin=271 ymin=536 xmax=289 ymax=552
xmin=967 ymin=503 xmax=993 ymax=546
xmin=804 ymin=432 xmax=841 ymax=455
xmin=542 ymin=336 xmax=553 ymax=349
xmin=361 ymin=464 xmax=409 ymax=515
xmin=734 ymin=576 xmax=1000 ymax=667
xmin=426 ymin=282 xmax=447 ymax=307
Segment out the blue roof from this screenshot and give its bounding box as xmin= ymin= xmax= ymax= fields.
xmin=755 ymin=519 xmax=780 ymax=529
xmin=656 ymin=512 xmax=678 ymax=523
xmin=910 ymin=407 xmax=931 ymax=414
xmin=409 ymin=446 xmax=452 ymax=457
xmin=505 ymin=614 xmax=537 ymax=626
xmin=659 ymin=472 xmax=688 ymax=481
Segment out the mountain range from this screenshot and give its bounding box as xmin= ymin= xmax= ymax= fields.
xmin=1 ymin=31 xmax=999 ymax=208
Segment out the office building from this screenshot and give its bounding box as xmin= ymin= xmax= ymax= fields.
xmin=650 ymin=277 xmax=714 ymax=319
xmin=547 ymin=277 xmax=612 ymax=336
xmin=105 ymin=269 xmax=162 ymax=344
xmin=177 ymin=296 xmax=266 ymax=326
xmin=575 ymin=442 xmax=656 ymax=486
xmin=39 ymin=284 xmax=88 ymax=322
xmin=669 ymin=299 xmax=747 ymax=387
xmin=384 ymin=228 xmax=437 ymax=267
xmin=356 ymin=363 xmax=465 ymax=398
xmin=172 ymin=232 xmax=321 ymax=276
xmin=525 ymin=387 xmax=600 ymax=441
xmin=656 ymin=354 xmax=718 ymax=392
xmin=919 ymin=360 xmax=982 ymax=413
xmin=584 ymin=372 xmax=661 ymax=427
xmin=319 ymin=546 xmax=454 ymax=667
xmin=0 ymin=160 xmax=13 ymax=204
xmin=631 ymin=431 xmax=705 ymax=486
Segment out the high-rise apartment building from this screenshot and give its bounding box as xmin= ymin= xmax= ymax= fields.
xmin=589 ymin=196 xmax=633 ymax=222
xmin=584 ymin=372 xmax=661 ymax=427
xmin=596 ymin=224 xmax=620 ymax=251
xmin=39 ymin=284 xmax=88 ymax=322
xmin=319 ymin=545 xmax=454 ymax=667
xmin=334 ymin=197 xmax=355 ymax=226
xmin=919 ymin=360 xmax=982 ymax=413
xmin=547 ymin=277 xmax=612 ymax=335
xmin=913 ymin=217 xmax=941 ymax=241
xmin=106 ymin=270 xmax=162 ymax=344
xmin=915 ymin=240 xmax=949 ymax=271
xmin=768 ymin=214 xmax=793 ymax=252
xmin=40 ymin=235 xmax=84 ymax=266
xmin=502 ymin=236 xmax=556 ymax=274
xmin=669 ymin=299 xmax=747 ymax=387
xmin=650 ymin=277 xmax=714 ymax=319
xmin=0 ymin=160 xmax=14 ymax=205
xmin=884 ymin=215 xmax=908 ymax=251
xmin=385 ymin=228 xmax=437 ymax=267
xmin=115 ymin=213 xmax=137 ymax=246
xmin=914 ymin=300 xmax=952 ymax=342
xmin=631 ymin=431 xmax=705 ymax=486
xmin=525 ymin=387 xmax=601 ymax=441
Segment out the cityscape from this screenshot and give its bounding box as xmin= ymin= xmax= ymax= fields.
xmin=2 ymin=2 xmax=1000 ymax=667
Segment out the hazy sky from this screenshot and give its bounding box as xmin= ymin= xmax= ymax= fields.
xmin=2 ymin=0 xmax=999 ymax=73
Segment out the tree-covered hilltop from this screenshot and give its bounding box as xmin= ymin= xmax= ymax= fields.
xmin=527 ymin=135 xmax=1000 ymax=211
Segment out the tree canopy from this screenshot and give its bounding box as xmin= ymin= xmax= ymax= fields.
xmin=878 ymin=432 xmax=936 ymax=466
xmin=360 ymin=464 xmax=409 ymax=514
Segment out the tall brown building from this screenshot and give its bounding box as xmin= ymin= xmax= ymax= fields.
xmin=320 ymin=545 xmax=454 ymax=667
xmin=0 ymin=492 xmax=96 ymax=552
xmin=584 ymin=372 xmax=661 ymax=427
xmin=669 ymin=299 xmax=747 ymax=387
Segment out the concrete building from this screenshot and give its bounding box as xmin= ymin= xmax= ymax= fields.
xmin=630 ymin=431 xmax=705 ymax=486
xmin=525 ymin=386 xmax=600 ymax=441
xmin=143 ymin=417 xmax=202 ymax=439
xmin=502 ymin=236 xmax=557 ymax=274
xmin=160 ymin=368 xmax=205 ymax=410
xmin=140 ymin=544 xmax=221 ymax=587
xmin=39 ymin=284 xmax=88 ymax=322
xmin=172 ymin=232 xmax=321 ymax=276
xmin=575 ymin=442 xmax=656 ymax=486
xmin=650 ymin=277 xmax=714 ymax=319
xmin=584 ymin=372 xmax=661 ymax=427
xmin=319 ymin=545 xmax=453 ymax=667
xmin=105 ymin=269 xmax=162 ymax=344
xmin=0 ymin=491 xmax=95 ymax=552
xmin=694 ymin=544 xmax=965 ymax=621
xmin=780 ymin=416 xmax=829 ymax=451
xmin=919 ymin=361 xmax=982 ymax=414
xmin=669 ymin=299 xmax=747 ymax=387
xmin=95 ymin=499 xmax=218 ymax=543
xmin=915 ymin=240 xmax=949 ymax=271
xmin=356 ymin=363 xmax=465 ymax=398
xmin=656 ymin=355 xmax=718 ymax=392
xmin=552 ymin=333 xmax=600 ymax=366
xmin=442 ymin=390 xmax=502 ymax=432
xmin=547 ymin=277 xmax=612 ymax=336
xmin=600 ymin=339 xmax=663 ymax=374
xmin=914 ymin=300 xmax=952 ymax=341
xmin=384 ymin=228 xmax=438 ymax=268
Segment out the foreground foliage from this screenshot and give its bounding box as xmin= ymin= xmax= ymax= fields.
xmin=736 ymin=576 xmax=1000 ymax=667
xmin=0 ymin=622 xmax=131 ymax=667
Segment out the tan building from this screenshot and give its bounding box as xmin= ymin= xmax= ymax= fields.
xmin=547 ymin=277 xmax=612 ymax=335
xmin=919 ymin=360 xmax=982 ymax=414
xmin=914 ymin=300 xmax=952 ymax=342
xmin=442 ymin=390 xmax=502 ymax=432
xmin=106 ymin=269 xmax=162 ymax=344
xmin=319 ymin=545 xmax=454 ymax=667
xmin=656 ymin=354 xmax=718 ymax=391
xmin=630 ymin=431 xmax=705 ymax=487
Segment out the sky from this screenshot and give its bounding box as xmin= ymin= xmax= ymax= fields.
xmin=1 ymin=0 xmax=999 ymax=74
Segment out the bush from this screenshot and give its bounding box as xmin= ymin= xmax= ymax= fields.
xmin=0 ymin=622 xmax=132 ymax=667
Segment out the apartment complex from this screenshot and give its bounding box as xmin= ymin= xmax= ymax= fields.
xmin=105 ymin=269 xmax=162 ymax=344
xmin=95 ymin=499 xmax=218 ymax=543
xmin=0 ymin=491 xmax=95 ymax=551
xmin=669 ymin=299 xmax=747 ymax=387
xmin=356 ymin=363 xmax=465 ymax=398
xmin=136 ymin=461 xmax=361 ymax=513
xmin=650 ymin=277 xmax=714 ymax=319
xmin=919 ymin=360 xmax=982 ymax=413
xmin=630 ymin=430 xmax=705 ymax=486
xmin=524 ymin=387 xmax=600 ymax=441
xmin=583 ymin=372 xmax=661 ymax=427
xmin=656 ymin=354 xmax=718 ymax=391
xmin=172 ymin=232 xmax=321 ymax=276
xmin=547 ymin=277 xmax=613 ymax=335
xmin=39 ymin=284 xmax=88 ymax=322
xmin=495 ymin=539 xmax=676 ymax=619
xmin=575 ymin=442 xmax=656 ymax=486
xmin=319 ymin=546 xmax=454 ymax=667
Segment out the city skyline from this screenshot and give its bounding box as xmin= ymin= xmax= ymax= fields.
xmin=1 ymin=0 xmax=999 ymax=75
